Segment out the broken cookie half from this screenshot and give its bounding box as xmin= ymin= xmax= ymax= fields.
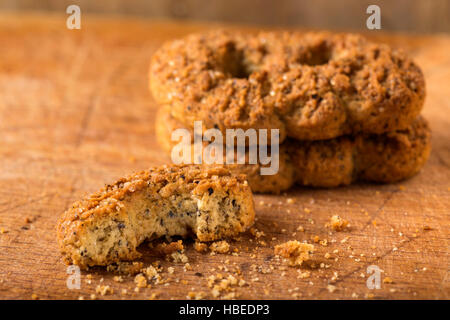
xmin=57 ymin=164 xmax=255 ymax=269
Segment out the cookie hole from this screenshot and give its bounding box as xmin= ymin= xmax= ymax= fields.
xmin=296 ymin=42 xmax=332 ymax=66
xmin=215 ymin=42 xmax=253 ymax=79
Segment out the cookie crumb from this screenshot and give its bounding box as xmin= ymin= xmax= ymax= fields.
xmin=96 ymin=285 xmax=113 ymax=296
xmin=107 ymin=261 xmax=143 ymax=275
xmin=142 ymin=265 xmax=161 ymax=280
xmin=327 ymin=215 xmax=348 ymax=231
xmin=170 ymin=251 xmax=189 ymax=263
xmin=148 ymin=292 xmax=159 ymax=300
xmin=134 ymin=273 xmax=148 ymax=288
xmin=383 ymin=277 xmax=393 ymax=284
xmin=209 ymin=240 xmax=230 ymax=254
xmin=194 ymin=241 xmax=208 ymax=252
xmin=154 ymin=240 xmax=184 ymax=256
xmin=249 ymin=228 xmax=265 ymax=238
xmin=327 ymin=285 xmax=337 ymax=293
xmin=187 ymin=291 xmax=206 ymax=300
xmin=274 ymin=240 xmax=314 ymax=267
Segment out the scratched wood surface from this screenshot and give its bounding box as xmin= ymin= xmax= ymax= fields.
xmin=0 ymin=13 xmax=448 ymax=300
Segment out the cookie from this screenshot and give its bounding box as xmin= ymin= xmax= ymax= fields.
xmin=155 ymin=107 xmax=296 ymax=193
xmin=57 ymin=165 xmax=255 ymax=269
xmin=289 ymin=116 xmax=431 ymax=187
xmin=150 ymin=30 xmax=425 ymax=142
xmin=156 ymin=108 xmax=430 ymax=191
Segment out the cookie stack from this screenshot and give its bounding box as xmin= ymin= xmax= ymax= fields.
xmin=150 ymin=30 xmax=430 ymax=193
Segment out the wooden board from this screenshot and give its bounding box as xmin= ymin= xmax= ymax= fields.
xmin=0 ymin=13 xmax=448 ymax=300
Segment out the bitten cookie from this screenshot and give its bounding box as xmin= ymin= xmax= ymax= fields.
xmin=150 ymin=30 xmax=425 ymax=142
xmin=57 ymin=165 xmax=255 ymax=269
xmin=155 ymin=108 xmax=431 ymax=191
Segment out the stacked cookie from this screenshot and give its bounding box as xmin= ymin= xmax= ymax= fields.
xmin=150 ymin=30 xmax=430 ymax=193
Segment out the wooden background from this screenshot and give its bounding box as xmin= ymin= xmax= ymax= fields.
xmin=1 ymin=0 xmax=450 ymax=33
xmin=0 ymin=13 xmax=448 ymax=300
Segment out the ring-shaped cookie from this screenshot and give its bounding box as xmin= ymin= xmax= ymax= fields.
xmin=150 ymin=30 xmax=425 ymax=142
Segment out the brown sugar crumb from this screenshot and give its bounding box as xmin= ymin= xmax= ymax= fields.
xmin=134 ymin=274 xmax=148 ymax=288
xmin=274 ymin=240 xmax=314 ymax=267
xmin=209 ymin=240 xmax=230 ymax=254
xmin=194 ymin=241 xmax=208 ymax=253
xmin=154 ymin=240 xmax=184 ymax=256
xmin=107 ymin=261 xmax=143 ymax=275
xmin=96 ymin=285 xmax=113 ymax=296
xmin=327 ymin=215 xmax=349 ymax=231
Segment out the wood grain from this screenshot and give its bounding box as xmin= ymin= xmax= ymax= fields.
xmin=0 ymin=13 xmax=448 ymax=300
xmin=3 ymin=0 xmax=450 ymax=33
